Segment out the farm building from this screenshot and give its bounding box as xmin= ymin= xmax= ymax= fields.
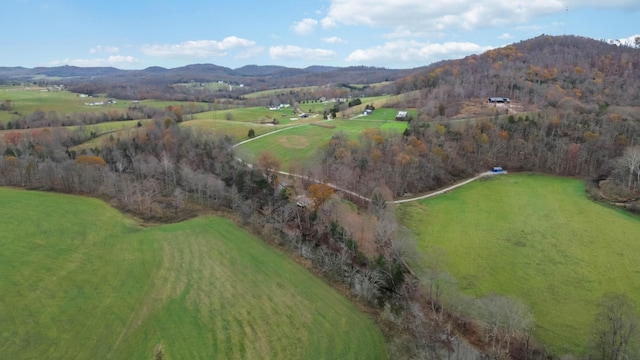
xmin=395 ymin=111 xmax=408 ymax=120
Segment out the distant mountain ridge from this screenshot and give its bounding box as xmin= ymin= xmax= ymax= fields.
xmin=0 ymin=63 xmax=407 ymax=82
xmin=0 ymin=63 xmax=412 ymax=96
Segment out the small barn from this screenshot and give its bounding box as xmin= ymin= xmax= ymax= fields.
xmin=395 ymin=111 xmax=408 ymax=121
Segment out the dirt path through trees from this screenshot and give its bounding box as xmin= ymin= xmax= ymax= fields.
xmin=234 ymin=125 xmax=504 ymax=203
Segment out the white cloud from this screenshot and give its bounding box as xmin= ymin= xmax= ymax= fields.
xmin=321 ymin=16 xmax=337 ymax=29
xmin=270 ymin=45 xmax=336 ymax=61
xmin=141 ymin=36 xmax=256 ymax=58
xmin=89 ymin=45 xmax=119 ymax=54
xmin=498 ymin=33 xmax=513 ymax=39
xmin=568 ymin=0 xmax=640 ymax=9
xmin=345 ymin=39 xmax=493 ymax=64
xmin=322 ymin=36 xmax=347 ymax=44
xmin=292 ymin=18 xmax=318 ymax=35
xmin=49 ymin=55 xmax=138 ymax=67
xmin=326 ymin=0 xmax=572 ymax=33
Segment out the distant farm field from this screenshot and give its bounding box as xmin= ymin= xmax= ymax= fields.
xmin=0 ymin=86 xmax=208 ymax=123
xmin=236 ymin=119 xmax=409 ymax=169
xmin=0 ymin=188 xmax=387 ymax=359
xmin=398 ymin=174 xmax=640 ymax=354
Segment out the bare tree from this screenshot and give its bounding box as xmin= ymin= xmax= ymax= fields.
xmin=617 ymin=146 xmax=640 ymax=191
xmin=590 ymin=293 xmax=639 ymax=360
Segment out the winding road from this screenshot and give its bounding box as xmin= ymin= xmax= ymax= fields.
xmin=233 ymin=121 xmax=504 ymax=204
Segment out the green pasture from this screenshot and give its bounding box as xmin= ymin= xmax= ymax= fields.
xmin=0 ymin=86 xmax=209 ymax=123
xmin=0 ymin=188 xmax=387 ymax=359
xmin=0 ymin=86 xmax=126 ymax=122
xmin=398 ymin=174 xmax=640 ymax=355
xmin=192 ymin=106 xmax=305 ymax=125
xmin=66 ymin=119 xmax=150 ymax=133
xmin=182 ymin=119 xmax=281 ymax=141
xmin=236 ymin=119 xmax=408 ymax=169
xmin=70 ymin=123 xmax=136 ymax=152
xmin=356 ymin=108 xmax=418 ymax=121
xmin=299 ymin=100 xmax=337 ymax=114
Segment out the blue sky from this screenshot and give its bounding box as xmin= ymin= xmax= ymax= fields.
xmin=3 ymin=0 xmax=639 ymax=70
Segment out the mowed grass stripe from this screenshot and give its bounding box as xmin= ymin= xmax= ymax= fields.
xmin=399 ymin=174 xmax=640 ymax=354
xmin=0 ymin=188 xmax=386 ymax=359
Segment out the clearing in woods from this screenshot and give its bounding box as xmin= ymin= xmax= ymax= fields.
xmin=398 ymin=173 xmax=640 ymax=355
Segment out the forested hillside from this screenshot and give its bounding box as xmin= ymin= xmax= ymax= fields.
xmin=396 ymin=35 xmax=640 ymax=113
xmin=312 ymin=35 xmax=640 ymax=204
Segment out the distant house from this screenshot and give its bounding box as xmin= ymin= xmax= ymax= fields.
xmin=488 ymin=97 xmax=510 ymax=104
xmin=395 ymin=111 xmax=408 ymax=121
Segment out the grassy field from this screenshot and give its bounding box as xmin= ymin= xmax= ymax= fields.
xmin=191 ymin=105 xmax=310 ymax=125
xmin=0 ymin=188 xmax=387 ymax=359
xmin=236 ymin=118 xmax=409 ymax=169
xmin=398 ymin=174 xmax=640 ymax=354
xmin=0 ymin=86 xmax=209 ymax=123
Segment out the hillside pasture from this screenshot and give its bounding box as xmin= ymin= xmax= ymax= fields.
xmin=236 ymin=118 xmax=408 ymax=169
xmin=357 ymin=108 xmax=418 ymax=121
xmin=0 ymin=188 xmax=387 ymax=359
xmin=398 ymin=174 xmax=640 ymax=354
xmin=0 ymin=85 xmax=210 ymax=124
xmin=0 ymin=86 xmax=126 ymax=123
xmin=192 ymin=106 xmax=304 ymax=125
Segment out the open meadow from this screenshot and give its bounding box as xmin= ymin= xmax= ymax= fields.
xmin=398 ymin=173 xmax=640 ymax=354
xmin=0 ymin=86 xmax=208 ymax=123
xmin=235 ymin=118 xmax=409 ymax=169
xmin=0 ymin=188 xmax=387 ymax=359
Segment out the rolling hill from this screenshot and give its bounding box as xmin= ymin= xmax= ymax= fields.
xmin=0 ymin=188 xmax=388 ymax=359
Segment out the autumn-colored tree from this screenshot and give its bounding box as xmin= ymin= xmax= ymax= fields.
xmin=498 ymin=130 xmax=510 ymax=141
xmin=256 ymin=151 xmax=281 ymax=173
xmin=3 ymin=131 xmax=21 ymax=147
xmin=74 ymin=155 xmax=107 ymax=167
xmin=308 ymin=183 xmax=334 ymax=208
